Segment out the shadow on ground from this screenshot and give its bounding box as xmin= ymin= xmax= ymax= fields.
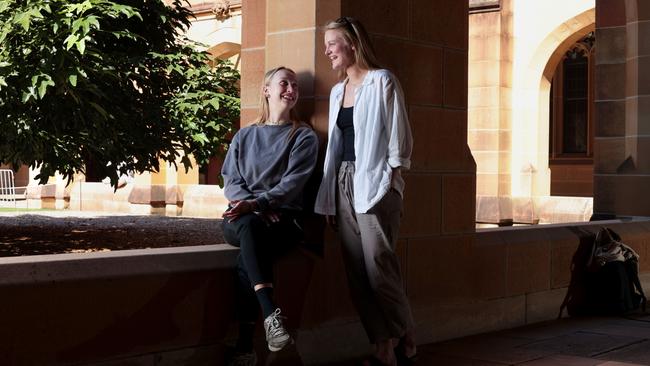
xmin=0 ymin=213 xmax=224 ymax=257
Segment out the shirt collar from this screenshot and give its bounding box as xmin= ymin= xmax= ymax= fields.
xmin=333 ymin=70 xmax=376 ymax=100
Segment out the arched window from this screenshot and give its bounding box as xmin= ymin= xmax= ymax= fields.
xmin=549 ymin=32 xmax=595 ymax=197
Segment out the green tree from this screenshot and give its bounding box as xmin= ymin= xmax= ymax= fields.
xmin=0 ymin=0 xmax=239 ymax=186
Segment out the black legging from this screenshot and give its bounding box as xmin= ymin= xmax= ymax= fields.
xmin=222 ymin=211 xmax=303 ymax=322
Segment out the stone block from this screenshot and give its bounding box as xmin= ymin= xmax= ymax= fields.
xmin=400 ymin=174 xmax=442 ymax=237
xmin=0 ymin=251 xmax=237 ymax=366
xmin=596 ymin=27 xmax=626 ymax=64
xmin=549 ymin=228 xmax=580 ymax=289
xmin=181 ymin=185 xmax=228 ymax=218
xmin=442 ymin=174 xmax=476 ymax=234
xmin=537 ymin=196 xmax=593 ymax=224
xmin=410 ymin=107 xmax=473 ymax=172
xmin=593 ymin=137 xmax=625 ymax=174
xmin=468 ymin=128 xmax=498 ymax=152
xmin=314 ymin=29 xmax=340 ymax=98
xmin=241 ymin=0 xmax=265 ymax=48
xmin=501 ymin=229 xmax=551 ymax=296
xmin=240 ymin=107 xmax=258 ymax=127
xmin=310 ymin=99 xmax=330 ymax=149
xmin=474 ymin=151 xmax=500 ymax=174
xmin=472 ymin=230 xmax=508 ymax=299
xmin=240 ymin=48 xmax=265 ymax=108
xmin=596 ymin=62 xmax=625 ymax=101
xmin=128 ymin=184 xmax=169 ymax=205
xmin=638 ymin=0 xmax=650 ymax=22
xmin=632 ymin=55 xmax=650 ymax=96
xmin=596 ymin=0 xmax=625 ymax=27
xmin=468 ymin=107 xmax=500 ymax=130
xmin=636 ymin=20 xmax=650 ymax=57
xmin=411 ymin=0 xmax=467 ymax=49
xmin=632 ymin=95 xmax=650 ymax=136
xmin=266 ymin=31 xmax=316 ymax=97
xmin=476 ymin=195 xmax=513 ymax=224
xmin=315 ymin=0 xmax=341 ymax=25
xmin=476 ymin=173 xmax=499 ymax=196
xmin=374 ymin=38 xmax=443 ymax=106
xmin=469 ymin=86 xmax=500 ymax=109
xmin=68 ymin=182 xmax=131 ymax=212
xmin=444 ymin=49 xmax=468 ymax=108
xmin=512 ymin=196 xmax=539 ymax=224
xmin=407 ymin=235 xmax=474 ymax=306
xmin=343 ymin=0 xmax=408 ymax=39
xmin=595 ymin=100 xmax=625 ymax=137
xmin=267 ymin=0 xmax=315 ymax=32
xmin=596 ymin=175 xmax=650 ymax=217
xmin=469 ymin=34 xmax=501 ymax=63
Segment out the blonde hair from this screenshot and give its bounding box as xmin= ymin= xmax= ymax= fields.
xmin=324 ymin=17 xmax=382 ymax=80
xmin=253 ymin=66 xmax=311 ymax=139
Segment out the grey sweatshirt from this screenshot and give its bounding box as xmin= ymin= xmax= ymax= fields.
xmin=221 ymin=123 xmax=319 ymax=211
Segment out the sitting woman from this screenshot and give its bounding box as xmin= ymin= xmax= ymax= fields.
xmin=221 ymin=66 xmax=319 ymax=364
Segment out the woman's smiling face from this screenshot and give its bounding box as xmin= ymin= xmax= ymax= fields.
xmin=324 ymin=29 xmax=355 ymax=71
xmin=264 ymin=69 xmax=299 ymax=110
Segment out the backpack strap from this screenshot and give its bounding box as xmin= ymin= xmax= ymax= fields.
xmin=558 ymin=227 xmax=597 ymax=319
xmin=558 ymin=287 xmax=571 ymax=319
xmin=629 ymin=260 xmax=647 ymax=312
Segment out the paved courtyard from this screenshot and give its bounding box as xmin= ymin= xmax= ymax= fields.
xmin=325 ymin=313 xmax=650 ymax=366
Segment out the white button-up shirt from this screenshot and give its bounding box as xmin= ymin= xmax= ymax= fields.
xmin=314 ymin=69 xmax=413 ymax=215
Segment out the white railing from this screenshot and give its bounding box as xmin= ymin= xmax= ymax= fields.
xmin=0 ymin=169 xmax=17 ymax=208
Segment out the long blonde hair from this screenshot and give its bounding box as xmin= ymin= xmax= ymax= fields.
xmin=253 ymin=66 xmax=311 ymax=139
xmin=324 ymin=17 xmax=382 ymax=81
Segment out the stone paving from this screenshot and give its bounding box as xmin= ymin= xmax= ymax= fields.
xmin=325 ymin=313 xmax=650 ymax=366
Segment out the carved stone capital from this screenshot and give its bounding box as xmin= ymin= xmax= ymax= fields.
xmin=212 ymin=0 xmax=232 ymax=21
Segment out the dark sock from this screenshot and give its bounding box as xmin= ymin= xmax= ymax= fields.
xmin=255 ymin=287 xmax=277 ymax=318
xmin=235 ymin=322 xmax=255 ymax=353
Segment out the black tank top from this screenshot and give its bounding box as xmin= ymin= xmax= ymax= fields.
xmin=337 ymin=106 xmax=355 ymax=161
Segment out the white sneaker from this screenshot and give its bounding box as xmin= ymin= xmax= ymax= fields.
xmin=263 ymin=308 xmax=292 ymax=352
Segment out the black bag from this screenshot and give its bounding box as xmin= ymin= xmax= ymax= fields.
xmin=559 ymin=227 xmax=647 ymax=318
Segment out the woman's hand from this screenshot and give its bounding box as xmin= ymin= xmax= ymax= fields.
xmin=223 ymin=199 xmax=257 ymax=222
xmin=326 ymin=215 xmax=338 ymax=231
xmin=259 ymin=210 xmax=281 ymax=225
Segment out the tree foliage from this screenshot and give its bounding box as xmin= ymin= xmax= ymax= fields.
xmin=0 ymin=0 xmax=240 ymax=186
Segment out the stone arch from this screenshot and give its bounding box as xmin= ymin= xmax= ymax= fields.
xmin=510 ymin=8 xmax=595 ymax=197
xmin=207 ymin=41 xmax=241 ymax=68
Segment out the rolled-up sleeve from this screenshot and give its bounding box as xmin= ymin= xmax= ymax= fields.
xmin=383 ymin=74 xmax=413 ymax=170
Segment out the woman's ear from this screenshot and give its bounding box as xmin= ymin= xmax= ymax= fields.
xmin=263 ymin=86 xmax=270 ymax=98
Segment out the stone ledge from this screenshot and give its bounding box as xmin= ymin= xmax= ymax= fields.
xmin=0 ymin=244 xmax=238 ymax=285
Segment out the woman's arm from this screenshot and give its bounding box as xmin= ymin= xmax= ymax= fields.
xmin=221 ymin=131 xmax=255 ymax=201
xmin=382 ymin=73 xmax=413 ymax=170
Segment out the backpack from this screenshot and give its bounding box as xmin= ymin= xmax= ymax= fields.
xmin=559 ymin=227 xmax=647 ymax=318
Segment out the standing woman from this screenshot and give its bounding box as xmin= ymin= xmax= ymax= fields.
xmin=222 ymin=66 xmax=319 ymax=364
xmin=314 ymin=17 xmax=417 ymax=366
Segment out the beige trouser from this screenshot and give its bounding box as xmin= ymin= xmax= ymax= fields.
xmin=337 ymin=161 xmax=414 ymax=343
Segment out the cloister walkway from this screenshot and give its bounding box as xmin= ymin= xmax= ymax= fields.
xmin=327 ymin=312 xmax=650 ymax=366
